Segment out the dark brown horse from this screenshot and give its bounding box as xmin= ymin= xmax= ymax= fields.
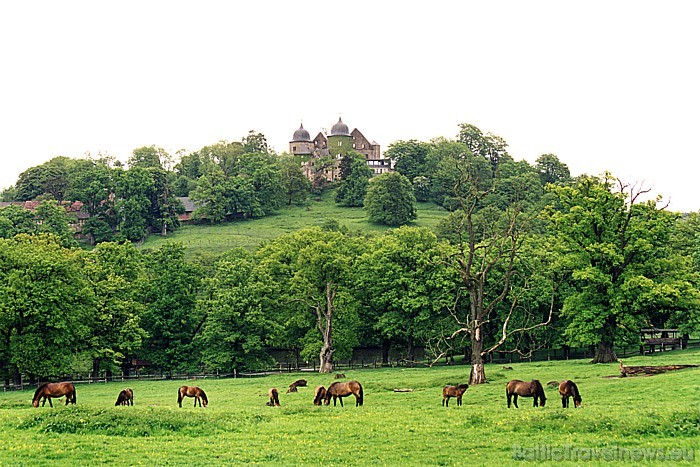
xmin=325 ymin=380 xmax=363 ymax=407
xmin=313 ymin=385 xmax=327 ymax=406
xmin=287 ymin=379 xmax=308 ymax=393
xmin=32 ymin=382 xmax=76 ymax=407
xmin=178 ymin=386 xmax=208 ymax=407
xmin=442 ymin=383 xmax=468 ymax=407
xmin=115 ymin=388 xmax=134 ymax=406
xmin=558 ymin=380 xmax=582 ymax=408
xmin=266 ymin=387 xmax=280 ymax=406
xmin=506 ymin=379 xmax=546 ymax=408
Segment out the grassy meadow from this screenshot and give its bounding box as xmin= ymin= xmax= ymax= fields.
xmin=1 ymin=350 xmax=698 ymax=465
xmin=140 ymin=190 xmax=450 ymax=257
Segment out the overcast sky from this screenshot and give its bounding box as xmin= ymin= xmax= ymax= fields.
xmin=1 ymin=1 xmax=698 ymax=211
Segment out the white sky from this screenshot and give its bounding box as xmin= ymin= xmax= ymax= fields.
xmin=1 ymin=1 xmax=698 ymax=211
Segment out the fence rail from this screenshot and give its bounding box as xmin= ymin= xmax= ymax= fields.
xmin=4 ymin=339 xmax=698 ymax=392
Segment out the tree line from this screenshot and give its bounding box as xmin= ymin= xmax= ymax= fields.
xmin=1 ymin=123 xmax=699 ymax=385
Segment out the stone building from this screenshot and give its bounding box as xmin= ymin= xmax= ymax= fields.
xmin=290 ymin=118 xmax=392 ymax=182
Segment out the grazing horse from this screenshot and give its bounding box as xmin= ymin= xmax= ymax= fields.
xmin=313 ymin=386 xmax=327 ymax=406
xmin=325 ymin=380 xmax=363 ymax=407
xmin=558 ymin=380 xmax=582 ymax=408
xmin=266 ymin=388 xmax=280 ymax=407
xmin=32 ymin=382 xmax=76 ymax=407
xmin=506 ymin=379 xmax=546 ymax=408
xmin=115 ymin=388 xmax=134 ymax=406
xmin=442 ymin=383 xmax=469 ymax=407
xmin=286 ymin=379 xmax=308 ymax=393
xmin=178 ymin=386 xmax=208 ymax=408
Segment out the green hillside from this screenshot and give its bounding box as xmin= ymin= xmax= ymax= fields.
xmin=140 ymin=190 xmax=449 ymax=258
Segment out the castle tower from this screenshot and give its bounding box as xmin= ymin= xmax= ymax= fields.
xmin=289 ymin=123 xmax=314 ymax=155
xmin=326 ymin=117 xmax=354 ymax=159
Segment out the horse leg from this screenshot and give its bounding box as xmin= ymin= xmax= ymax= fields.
xmin=338 ymin=397 xmax=344 ymax=407
xmin=513 ymin=395 xmax=518 ymax=408
xmin=562 ymin=396 xmax=567 ymax=408
xmin=457 ymin=395 xmax=462 ymax=407
xmin=506 ymin=393 xmax=511 ymax=408
xmin=194 ymin=397 xmax=198 ymax=407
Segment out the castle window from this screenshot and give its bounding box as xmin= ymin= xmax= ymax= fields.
xmin=338 ymin=141 xmax=342 ymax=147
xmin=292 ymin=146 xmax=296 ymax=152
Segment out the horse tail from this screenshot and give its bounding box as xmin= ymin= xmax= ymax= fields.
xmin=358 ymin=383 xmax=364 ymax=406
xmin=71 ymin=384 xmax=76 ymax=404
xmin=177 ymin=387 xmax=183 ymax=405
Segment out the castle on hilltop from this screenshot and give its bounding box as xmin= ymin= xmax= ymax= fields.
xmin=289 ymin=118 xmax=393 ymax=182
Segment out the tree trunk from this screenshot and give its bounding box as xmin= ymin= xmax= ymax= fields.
xmin=319 ymin=344 xmax=333 ymax=373
xmin=318 ymin=281 xmax=335 ymax=373
xmin=469 ymin=326 xmax=487 ymax=385
xmin=381 ymin=339 xmax=390 ymax=365
xmin=93 ymin=358 xmax=101 ymax=380
xmin=592 ymin=339 xmax=617 ymax=363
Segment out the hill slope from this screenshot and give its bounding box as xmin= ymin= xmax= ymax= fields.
xmin=140 ymin=190 xmax=449 ymax=257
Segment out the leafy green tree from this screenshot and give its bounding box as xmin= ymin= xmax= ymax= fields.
xmin=15 ymin=156 xmax=74 ymax=201
xmin=256 ymin=228 xmax=364 ymax=372
xmin=386 ymin=140 xmax=433 ymax=183
xmin=35 ymin=199 xmax=77 ymax=247
xmin=140 ymin=243 xmax=202 ymax=374
xmin=83 ymin=242 xmax=147 ymax=376
xmin=354 ymin=227 xmax=453 ymax=362
xmin=242 ymin=130 xmax=271 ymax=154
xmin=548 ymin=174 xmax=699 ymax=363
xmin=335 ymin=153 xmax=373 ymax=207
xmin=278 ymin=155 xmax=311 ymax=205
xmin=0 ymin=234 xmax=91 ymax=383
xmin=434 ymin=153 xmax=552 ymax=384
xmin=535 ymin=153 xmax=571 ymax=186
xmin=364 ymin=172 xmax=417 ymax=226
xmin=457 ymin=123 xmax=512 ymax=176
xmin=0 ymin=205 xmax=38 ymax=238
xmin=128 ymin=146 xmax=166 ymax=169
xmin=196 ymin=249 xmax=278 ymax=372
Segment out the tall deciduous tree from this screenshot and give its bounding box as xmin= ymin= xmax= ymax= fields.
xmin=435 ymin=155 xmax=552 ymax=385
xmin=196 ymin=249 xmax=279 ymax=372
xmin=0 ymin=234 xmax=90 ymax=383
xmin=84 ymin=242 xmax=147 ymax=376
xmin=140 ymin=243 xmax=202 ymax=373
xmin=335 ymin=153 xmax=373 ymax=207
xmin=549 ymin=174 xmax=698 ymax=363
xmin=257 ymin=228 xmax=363 ymax=373
xmin=364 ymin=172 xmax=417 ymax=226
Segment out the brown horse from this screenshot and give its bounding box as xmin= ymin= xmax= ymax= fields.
xmin=325 ymin=380 xmax=363 ymax=407
xmin=313 ymin=386 xmax=327 ymax=406
xmin=266 ymin=388 xmax=280 ymax=406
xmin=506 ymin=379 xmax=546 ymax=408
xmin=178 ymin=386 xmax=208 ymax=407
xmin=115 ymin=388 xmax=134 ymax=406
xmin=32 ymin=382 xmax=76 ymax=407
xmin=558 ymin=380 xmax=582 ymax=408
xmin=286 ymin=379 xmax=308 ymax=393
xmin=442 ymin=383 xmax=469 ymax=407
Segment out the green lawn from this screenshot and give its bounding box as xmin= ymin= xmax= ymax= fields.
xmin=140 ymin=191 xmax=449 ymax=258
xmin=2 ymin=350 xmax=698 ymax=465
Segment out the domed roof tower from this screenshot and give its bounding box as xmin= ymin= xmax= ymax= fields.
xmin=330 ymin=117 xmax=350 ymax=136
xmin=289 ymin=122 xmax=314 ymax=156
xmin=291 ymin=123 xmax=311 ymax=142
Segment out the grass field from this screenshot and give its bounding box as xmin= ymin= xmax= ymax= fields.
xmin=140 ymin=190 xmax=449 ymax=257
xmin=2 ymin=350 xmax=698 ymax=465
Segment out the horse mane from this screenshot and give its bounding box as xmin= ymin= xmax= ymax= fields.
xmin=532 ymin=380 xmax=545 ymax=398
xmin=33 ymin=382 xmax=49 ymax=400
